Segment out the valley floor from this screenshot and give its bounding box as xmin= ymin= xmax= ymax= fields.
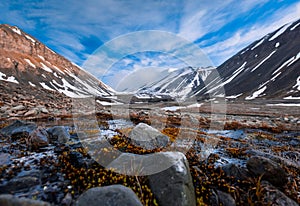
xmin=0 ymin=100 xmax=299 ymax=205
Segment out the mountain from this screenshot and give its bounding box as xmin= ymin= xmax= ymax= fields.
xmin=191 ymin=19 xmax=300 ymax=101
xmin=0 ymin=24 xmax=114 ymax=98
xmin=137 ymin=67 xmax=213 ymax=99
xmin=137 ymin=19 xmax=300 ymax=102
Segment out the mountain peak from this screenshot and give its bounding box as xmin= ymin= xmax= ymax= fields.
xmin=0 ymin=24 xmax=114 ymax=98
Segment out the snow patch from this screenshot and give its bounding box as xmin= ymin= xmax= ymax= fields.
xmin=96 ymin=100 xmax=122 ymax=106
xmin=38 ymin=55 xmax=45 ymax=61
xmin=266 ymin=103 xmax=300 ymax=107
xmin=0 ymin=72 xmax=19 ymax=84
xmin=287 ymin=52 xmax=300 ymax=67
xmin=40 ymin=82 xmax=55 ymax=91
xmin=11 ymin=27 xmax=22 ymax=35
xmin=53 ymin=65 xmax=64 ymax=74
xmin=293 ymin=76 xmax=300 ymax=90
xmin=283 ymin=96 xmax=300 ymax=100
xmin=226 ymin=93 xmax=243 ymax=99
xmin=269 ymin=22 xmax=292 ymax=41
xmin=275 ymin=42 xmax=280 ymax=48
xmin=28 ymin=81 xmax=36 ymax=87
xmin=290 ymin=22 xmax=300 ymax=31
xmin=40 ymin=63 xmax=53 ymax=73
xmin=251 ymin=50 xmax=276 ymax=72
xmin=24 ymin=59 xmax=36 ymax=68
xmin=272 ymin=56 xmax=295 ymax=75
xmin=25 ymin=35 xmax=36 ymax=43
xmin=251 ymin=38 xmax=264 ymax=50
xmin=245 ymin=86 xmax=267 ymax=100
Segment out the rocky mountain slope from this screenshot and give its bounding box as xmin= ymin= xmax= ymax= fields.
xmin=194 ymin=19 xmax=300 ymax=101
xmin=0 ymin=24 xmax=114 ymax=98
xmin=0 ymin=24 xmax=118 ymax=119
xmin=137 ymin=67 xmax=213 ymax=100
xmin=138 ymin=19 xmax=300 ymax=102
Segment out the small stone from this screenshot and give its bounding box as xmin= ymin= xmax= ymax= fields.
xmin=76 ymin=185 xmax=143 ymax=206
xmin=11 ymin=105 xmax=26 ymax=111
xmin=24 ymin=109 xmax=38 ymax=117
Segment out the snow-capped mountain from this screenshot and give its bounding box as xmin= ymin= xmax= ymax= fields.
xmin=136 ymin=66 xmax=213 ymax=100
xmin=0 ymin=24 xmax=114 ymax=98
xmin=193 ymin=19 xmax=300 ymax=101
xmin=137 ymin=19 xmax=300 ymax=102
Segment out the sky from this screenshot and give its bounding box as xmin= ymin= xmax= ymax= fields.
xmin=1 ymin=0 xmax=300 ymax=90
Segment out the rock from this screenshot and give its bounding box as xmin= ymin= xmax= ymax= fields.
xmin=128 ymin=123 xmax=170 ymax=150
xmin=40 ymin=107 xmax=49 ymax=114
xmin=75 ymin=185 xmax=143 ymax=206
xmin=69 ymin=151 xmax=85 ymax=168
xmin=221 ymin=163 xmax=249 ymax=180
xmin=24 ymin=109 xmax=38 ymax=117
xmin=246 ymin=156 xmax=287 ymax=187
xmin=0 ymin=194 xmax=50 ymax=206
xmin=27 ymin=126 xmax=49 ymax=150
xmin=261 ymin=181 xmax=298 ymax=206
xmin=0 ymin=120 xmax=37 ymax=138
xmin=0 ymin=176 xmax=39 ymax=193
xmin=0 ymin=153 xmax=12 ymax=166
xmin=211 ymin=190 xmax=236 ymax=206
xmin=0 ymin=106 xmax=10 ymax=113
xmin=148 ymin=152 xmax=196 ymax=206
xmin=47 ymin=126 xmax=70 ymax=144
xmin=11 ymin=105 xmax=26 ymax=111
xmin=61 ymin=193 xmax=73 ymax=206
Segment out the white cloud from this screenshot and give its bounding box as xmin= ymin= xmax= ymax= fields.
xmin=202 ymin=1 xmax=300 ymax=65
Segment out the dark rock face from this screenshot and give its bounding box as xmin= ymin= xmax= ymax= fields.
xmin=0 ymin=176 xmax=39 ymax=193
xmin=221 ymin=163 xmax=249 ymax=180
xmin=75 ymin=185 xmax=143 ymax=206
xmin=47 ymin=126 xmax=70 ymax=144
xmin=0 ymin=194 xmax=51 ymax=206
xmin=148 ymin=152 xmax=196 ymax=206
xmin=261 ymin=181 xmax=298 ymax=206
xmin=128 ymin=123 xmax=170 ymax=150
xmin=246 ymin=156 xmax=287 ymax=187
xmin=0 ymin=120 xmax=37 ymax=138
xmin=214 ymin=190 xmax=236 ymax=206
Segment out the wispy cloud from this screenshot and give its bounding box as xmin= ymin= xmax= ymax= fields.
xmin=1 ymin=0 xmax=299 ymax=88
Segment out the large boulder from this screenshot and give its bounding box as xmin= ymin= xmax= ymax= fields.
xmin=246 ymin=156 xmax=287 ymax=187
xmin=128 ymin=123 xmax=170 ymax=150
xmin=0 ymin=194 xmax=50 ymax=206
xmin=27 ymin=126 xmax=49 ymax=150
xmin=148 ymin=152 xmax=196 ymax=206
xmin=0 ymin=120 xmax=37 ymax=139
xmin=47 ymin=126 xmax=70 ymax=144
xmin=75 ymin=185 xmax=143 ymax=206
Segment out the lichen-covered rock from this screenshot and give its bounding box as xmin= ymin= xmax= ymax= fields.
xmin=128 ymin=123 xmax=170 ymax=150
xmin=0 ymin=194 xmax=50 ymax=206
xmin=75 ymin=185 xmax=143 ymax=206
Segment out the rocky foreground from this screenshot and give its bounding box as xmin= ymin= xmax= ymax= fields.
xmin=0 ymin=103 xmax=299 ymax=206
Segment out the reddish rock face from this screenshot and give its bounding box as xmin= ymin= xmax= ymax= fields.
xmin=0 ymin=24 xmax=116 ymax=120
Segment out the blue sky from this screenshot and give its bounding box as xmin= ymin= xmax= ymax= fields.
xmin=1 ymin=0 xmax=300 ymax=89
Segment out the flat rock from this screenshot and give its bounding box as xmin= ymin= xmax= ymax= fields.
xmin=0 ymin=176 xmax=39 ymax=193
xmin=75 ymin=185 xmax=143 ymax=206
xmin=246 ymin=156 xmax=287 ymax=187
xmin=0 ymin=194 xmax=50 ymax=206
xmin=128 ymin=123 xmax=170 ymax=150
xmin=24 ymin=109 xmax=38 ymax=117
xmin=0 ymin=120 xmax=37 ymax=138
